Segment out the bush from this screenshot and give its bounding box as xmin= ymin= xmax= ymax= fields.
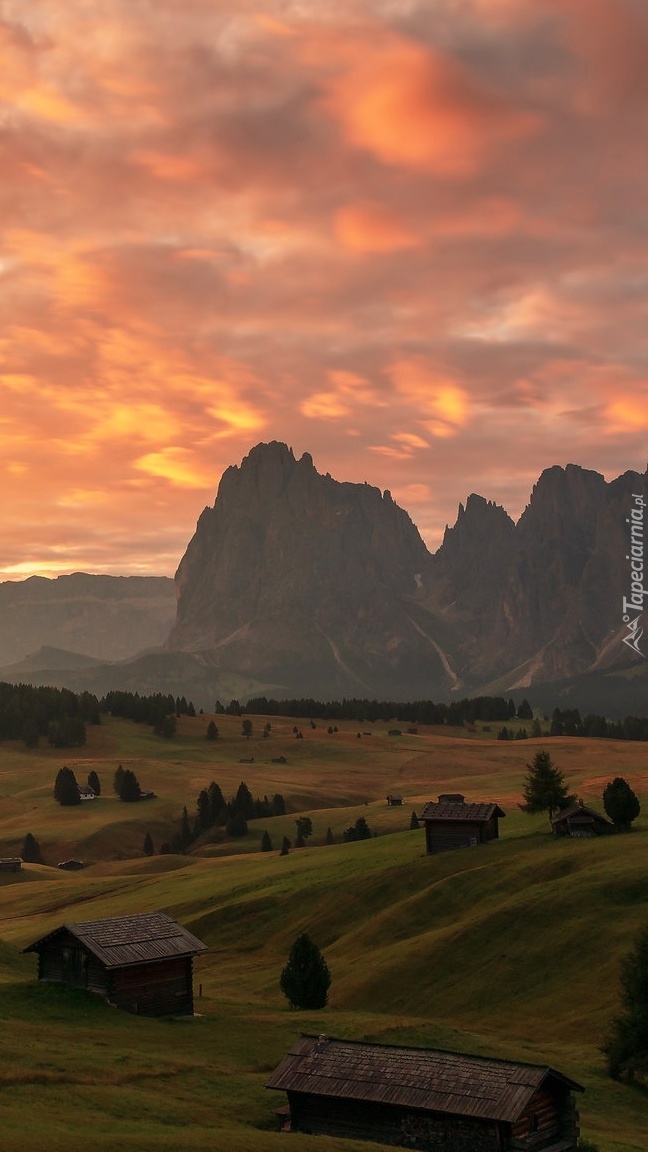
xmin=603 ymin=777 xmax=641 ymax=831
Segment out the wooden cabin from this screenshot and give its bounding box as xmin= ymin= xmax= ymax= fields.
xmin=0 ymin=858 xmax=22 ymax=873
xmin=418 ymin=794 xmax=505 ymax=854
xmin=386 ymin=794 xmax=403 ymax=807
xmin=23 ymin=911 xmax=207 ymax=1017
xmin=266 ymin=1035 xmax=584 ymax=1151
xmin=551 ymin=801 xmax=613 ymax=838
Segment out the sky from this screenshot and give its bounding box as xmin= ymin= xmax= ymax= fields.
xmin=2 ymin=0 xmax=647 ymax=580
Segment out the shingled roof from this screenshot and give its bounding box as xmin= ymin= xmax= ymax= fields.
xmin=418 ymin=799 xmax=506 ymax=822
xmin=23 ymin=912 xmax=207 ymax=969
xmin=266 ymin=1036 xmax=583 ymax=1123
xmin=551 ymin=802 xmax=612 ymax=829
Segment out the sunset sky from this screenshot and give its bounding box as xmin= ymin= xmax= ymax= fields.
xmin=2 ymin=0 xmax=647 ymax=580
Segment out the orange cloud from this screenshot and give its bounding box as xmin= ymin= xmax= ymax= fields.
xmin=390 ymin=358 xmax=470 ymax=434
xmin=335 ymin=201 xmax=418 ymax=252
xmin=301 ymin=369 xmax=384 ymax=420
xmin=605 ymin=393 xmax=648 ymax=432
xmin=324 ymin=34 xmax=542 ymax=174
xmin=133 ymin=150 xmax=206 ymax=182
xmin=0 ymin=2 xmax=645 ymax=578
xmin=134 ymin=447 xmax=215 ymax=487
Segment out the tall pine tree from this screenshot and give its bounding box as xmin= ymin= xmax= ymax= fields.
xmin=603 ymin=921 xmax=648 ymax=1082
xmin=520 ymin=750 xmax=573 ymax=822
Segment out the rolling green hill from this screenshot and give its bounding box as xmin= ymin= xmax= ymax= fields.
xmin=0 ymin=715 xmax=647 ymax=1150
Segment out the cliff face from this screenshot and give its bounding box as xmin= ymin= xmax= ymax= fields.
xmin=481 ymin=466 xmax=646 ymax=686
xmin=169 ymin=447 xmax=647 ymax=698
xmin=167 ymin=442 xmax=455 ymax=698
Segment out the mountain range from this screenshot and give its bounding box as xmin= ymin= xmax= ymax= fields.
xmin=1 ymin=442 xmax=646 ymax=714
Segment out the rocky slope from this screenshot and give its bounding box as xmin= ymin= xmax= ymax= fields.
xmin=167 ymin=443 xmax=647 ymax=701
xmin=167 ymin=442 xmax=455 ymax=699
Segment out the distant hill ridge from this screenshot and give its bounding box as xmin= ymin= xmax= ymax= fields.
xmin=1 ymin=443 xmax=646 ymax=711
xmin=0 ymin=573 xmax=175 ymax=667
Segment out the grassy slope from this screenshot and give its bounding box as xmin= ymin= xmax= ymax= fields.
xmin=0 ymin=716 xmax=647 ymax=1149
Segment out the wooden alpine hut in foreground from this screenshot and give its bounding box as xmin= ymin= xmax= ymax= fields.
xmin=418 ymin=794 xmax=506 ymax=854
xmin=23 ymin=911 xmax=207 ymax=1017
xmin=266 ymin=1034 xmax=584 ymax=1151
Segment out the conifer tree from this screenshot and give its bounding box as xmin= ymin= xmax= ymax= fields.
xmin=520 ymin=750 xmax=573 ymax=822
xmin=196 ymin=788 xmax=211 ymax=833
xmin=233 ymin=781 xmax=255 ymax=819
xmin=208 ymin=780 xmax=225 ymax=825
xmin=54 ymin=766 xmax=81 ymax=806
xmin=603 ymin=921 xmax=648 ymax=1082
xmin=87 ymin=769 xmax=101 ymax=796
xmin=143 ymin=831 xmax=154 ymax=856
xmin=261 ymin=830 xmax=272 ymax=852
xmin=118 ymin=768 xmax=141 ymax=802
xmin=280 ymin=933 xmax=331 ymax=1009
xmin=21 ymin=832 xmax=43 ymax=864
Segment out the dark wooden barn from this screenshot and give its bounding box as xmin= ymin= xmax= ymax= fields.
xmin=418 ymin=794 xmax=506 ymax=853
xmin=551 ymin=801 xmax=613 ymax=838
xmin=23 ymin=911 xmax=207 ymax=1017
xmin=266 ymin=1035 xmax=584 ymax=1151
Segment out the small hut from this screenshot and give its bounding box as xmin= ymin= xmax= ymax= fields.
xmin=418 ymin=794 xmax=505 ymax=854
xmin=551 ymin=801 xmax=613 ymax=838
xmin=266 ymin=1034 xmax=584 ymax=1151
xmin=23 ymin=911 xmax=207 ymax=1017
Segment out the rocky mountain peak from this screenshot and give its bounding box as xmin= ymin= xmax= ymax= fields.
xmin=167 ymin=443 xmax=448 ymax=698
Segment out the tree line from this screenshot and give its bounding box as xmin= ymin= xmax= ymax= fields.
xmin=0 ymin=681 xmax=99 ymax=747
xmin=236 ymin=696 xmax=648 ymax=738
xmin=241 ymin=694 xmax=529 ymax=724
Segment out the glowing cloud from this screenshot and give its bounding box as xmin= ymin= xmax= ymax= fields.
xmin=325 ymin=34 xmax=541 ymax=174
xmin=134 ymin=448 xmax=215 ymax=488
xmin=335 ymin=201 xmax=418 ymax=252
xmin=0 ymin=0 xmax=644 ymax=576
xmin=390 ymin=359 xmax=470 ymax=434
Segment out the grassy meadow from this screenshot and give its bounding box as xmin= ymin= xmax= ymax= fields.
xmin=0 ymin=712 xmax=648 ymax=1149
